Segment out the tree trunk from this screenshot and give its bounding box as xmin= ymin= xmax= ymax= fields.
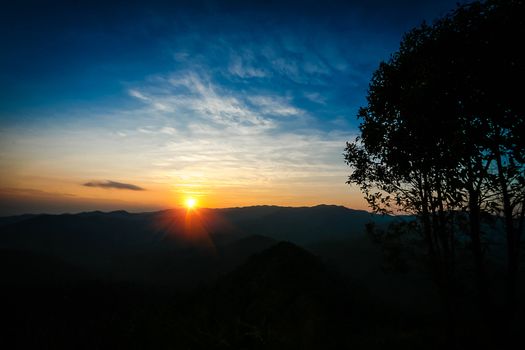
xmin=494 ymin=150 xmax=519 ymax=327
xmin=468 ymin=188 xmax=489 ymax=305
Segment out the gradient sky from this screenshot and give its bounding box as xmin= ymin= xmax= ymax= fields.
xmin=0 ymin=0 xmax=462 ymax=215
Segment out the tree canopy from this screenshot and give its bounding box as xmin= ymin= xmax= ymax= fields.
xmin=345 ymin=0 xmax=524 ymax=345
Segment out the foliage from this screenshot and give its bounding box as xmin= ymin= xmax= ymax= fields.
xmin=345 ymin=0 xmax=525 ymax=344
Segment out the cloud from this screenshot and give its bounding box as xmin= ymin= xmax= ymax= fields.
xmin=248 ymin=96 xmax=303 ymax=116
xmin=131 ymin=71 xmax=302 ymax=133
xmin=228 ymin=55 xmax=268 ymax=78
xmin=128 ymin=89 xmax=149 ymax=101
xmin=83 ymin=180 xmax=145 ymax=191
xmin=304 ymin=92 xmax=327 ymax=104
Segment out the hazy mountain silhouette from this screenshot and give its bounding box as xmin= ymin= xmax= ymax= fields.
xmin=217 ymin=205 xmax=395 ymax=244
xmin=0 ymin=205 xmax=395 ymax=287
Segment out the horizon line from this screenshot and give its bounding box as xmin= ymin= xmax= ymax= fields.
xmin=0 ymin=204 xmax=378 ymax=217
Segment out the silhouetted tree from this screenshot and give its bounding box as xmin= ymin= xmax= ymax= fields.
xmin=345 ymin=0 xmax=524 ymax=344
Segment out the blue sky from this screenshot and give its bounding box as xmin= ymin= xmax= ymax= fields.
xmin=0 ymin=0 xmax=463 ymax=214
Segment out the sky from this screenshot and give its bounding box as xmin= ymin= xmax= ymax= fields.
xmin=0 ymin=0 xmax=463 ymax=215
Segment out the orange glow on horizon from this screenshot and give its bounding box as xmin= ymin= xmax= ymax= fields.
xmin=0 ymin=176 xmax=371 ymax=216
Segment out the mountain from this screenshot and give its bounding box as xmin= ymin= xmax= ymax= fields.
xmin=170 ymin=241 xmax=349 ymax=349
xmin=0 ymin=205 xmax=395 ymax=286
xmin=215 ymin=204 xmax=394 ymax=244
xmin=2 ymin=241 xmax=348 ymax=349
xmin=3 ymin=238 xmax=450 ymax=350
xmin=1 ymin=206 xmax=520 ymax=349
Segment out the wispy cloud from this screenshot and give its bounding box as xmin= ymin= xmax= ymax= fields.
xmin=128 ymin=71 xmax=305 ymax=133
xmin=304 ymin=92 xmax=327 ymax=105
xmin=128 ymin=89 xmax=150 ymax=101
xmin=83 ymin=180 xmax=145 ymax=191
xmin=247 ymin=96 xmax=303 ymax=117
xmin=228 ymin=54 xmax=268 ymax=78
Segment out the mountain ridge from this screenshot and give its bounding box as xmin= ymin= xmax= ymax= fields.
xmin=0 ymin=204 xmax=377 ymax=220
xmin=0 ymin=205 xmax=403 ymax=288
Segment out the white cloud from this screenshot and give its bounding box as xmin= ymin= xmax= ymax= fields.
xmin=248 ymin=96 xmax=303 ymax=117
xmin=128 ymin=89 xmax=150 ymax=101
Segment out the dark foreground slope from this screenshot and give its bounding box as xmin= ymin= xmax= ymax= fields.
xmin=172 ymin=242 xmax=348 ymax=350
xmin=4 ymin=242 xmax=342 ymax=349
xmin=2 ymin=241 xmax=447 ymax=350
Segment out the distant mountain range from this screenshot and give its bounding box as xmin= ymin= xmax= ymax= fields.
xmin=0 ymin=205 xmax=397 ymax=287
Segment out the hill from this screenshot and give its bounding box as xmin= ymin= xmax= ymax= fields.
xmin=156 ymin=241 xmax=350 ymax=349
xmin=0 ymin=205 xmax=396 ymax=286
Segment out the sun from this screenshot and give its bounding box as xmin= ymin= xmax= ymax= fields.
xmin=185 ymin=197 xmax=197 ymax=209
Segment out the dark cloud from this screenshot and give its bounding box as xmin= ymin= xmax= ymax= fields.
xmin=83 ymin=180 xmax=145 ymax=191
